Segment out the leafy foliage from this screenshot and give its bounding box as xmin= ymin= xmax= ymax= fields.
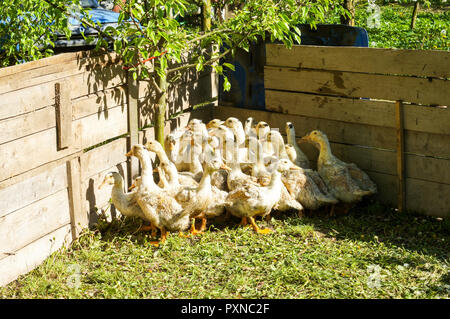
xmin=0 ymin=0 xmax=85 ymax=67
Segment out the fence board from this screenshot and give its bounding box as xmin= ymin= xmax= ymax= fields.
xmin=264 ymin=66 xmax=450 ymax=107
xmin=0 ymin=224 xmax=72 ymax=287
xmin=0 ymin=127 xmax=80 ymax=182
xmin=367 ymin=171 xmax=450 ymax=217
xmin=80 ymin=138 xmax=128 ymax=181
xmin=0 ymin=188 xmax=71 ymax=260
xmin=0 ymin=105 xmax=55 ymax=145
xmin=75 ymin=104 xmax=128 ymax=150
xmin=265 ymin=44 xmax=450 ymax=78
xmin=0 ymin=163 xmax=68 ymax=219
xmin=266 ymin=90 xmax=450 ymax=135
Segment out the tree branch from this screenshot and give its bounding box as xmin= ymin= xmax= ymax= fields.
xmin=167 ymin=30 xmax=252 ymax=75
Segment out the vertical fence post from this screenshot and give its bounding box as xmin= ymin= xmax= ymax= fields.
xmin=67 ymin=157 xmax=86 ymax=240
xmin=55 ymin=80 xmax=72 ymax=150
xmin=395 ymin=100 xmax=406 ymax=212
xmin=127 ymin=71 xmax=140 ymax=187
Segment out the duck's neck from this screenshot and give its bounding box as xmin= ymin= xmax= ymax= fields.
xmin=137 ymin=153 xmax=157 ymax=189
xmin=317 ymin=138 xmax=333 ymax=164
xmin=267 ymin=170 xmax=282 ymax=192
xmin=232 ymin=124 xmax=245 ymax=146
xmin=287 ymin=130 xmax=302 ymax=154
xmin=273 ymin=136 xmax=288 ymax=159
xmin=197 ymin=167 xmax=212 ymax=193
xmin=156 ymin=149 xmax=180 ymax=188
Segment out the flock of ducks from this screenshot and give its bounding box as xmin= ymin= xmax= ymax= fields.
xmin=99 ymin=117 xmax=377 ymax=246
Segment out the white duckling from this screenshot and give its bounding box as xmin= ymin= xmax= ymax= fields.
xmin=145 ymin=140 xmax=198 ymax=190
xmin=286 ymin=122 xmax=310 ymax=168
xmin=177 ymin=157 xmax=231 ymax=235
xmin=126 ymin=144 xmax=191 ymax=245
xmin=98 ymin=172 xmax=158 ymax=234
xmin=277 ymin=158 xmax=338 ymax=213
xmin=301 ymin=130 xmax=377 ymax=213
xmin=255 ymin=121 xmax=275 ymax=155
xmin=224 ymin=160 xmax=289 ymax=234
xmin=224 ymin=117 xmax=246 ymax=147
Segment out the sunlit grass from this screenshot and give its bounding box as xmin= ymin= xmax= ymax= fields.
xmin=1 ymin=201 xmax=449 ymax=299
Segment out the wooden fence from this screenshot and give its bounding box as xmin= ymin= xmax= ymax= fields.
xmin=215 ymin=43 xmax=450 ymax=217
xmin=0 ymin=51 xmax=217 ymax=286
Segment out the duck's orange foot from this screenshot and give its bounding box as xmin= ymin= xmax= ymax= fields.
xmin=256 ymin=228 xmax=271 ymax=235
xmin=149 ymin=240 xmax=160 ymax=247
xmin=138 ymin=225 xmax=153 ymax=232
xmin=249 ymin=217 xmax=271 ymax=235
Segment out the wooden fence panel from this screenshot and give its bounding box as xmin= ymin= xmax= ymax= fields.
xmin=0 ymin=224 xmax=72 ymax=287
xmin=0 ymin=188 xmax=71 ymax=260
xmin=266 ymin=90 xmax=450 ymax=136
xmin=0 ymin=49 xmax=217 ymax=286
xmin=266 ymin=43 xmax=450 ymax=78
xmin=0 ymin=163 xmax=68 ymax=219
xmin=264 ymin=66 xmax=450 ymax=107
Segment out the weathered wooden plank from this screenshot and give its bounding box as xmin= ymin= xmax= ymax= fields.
xmin=67 ymin=157 xmax=86 ymax=240
xmin=0 ymin=60 xmax=85 ymax=95
xmin=0 ymin=224 xmax=72 ymax=287
xmin=265 ymin=90 xmax=450 ymax=136
xmin=55 ymin=81 xmax=72 ymax=149
xmin=396 ymin=101 xmax=406 ymax=211
xmin=366 ymin=171 xmax=450 ymax=217
xmin=0 ymin=51 xmax=120 ymax=93
xmin=72 ymin=86 xmax=127 ymax=120
xmin=0 ymin=163 xmax=68 ymax=218
xmin=127 ymin=72 xmax=140 ymax=187
xmin=80 ymin=138 xmax=128 ymax=181
xmin=0 ymin=105 xmax=55 ymax=145
xmin=0 ymin=188 xmax=71 ymax=260
xmin=264 ymin=66 xmax=450 ymax=107
xmin=265 ymin=44 xmax=450 ymax=79
xmin=74 ymin=104 xmax=128 ymax=150
xmin=0 ymin=63 xmax=126 ymax=121
xmin=214 ymin=106 xmax=450 ymax=159
xmin=0 ymin=127 xmax=81 ymax=182
xmin=0 ymin=82 xmax=56 ymax=120
xmin=0 ymin=52 xmax=81 ymax=79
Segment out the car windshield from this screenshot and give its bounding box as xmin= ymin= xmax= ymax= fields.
xmin=81 ymin=0 xmax=99 ymax=8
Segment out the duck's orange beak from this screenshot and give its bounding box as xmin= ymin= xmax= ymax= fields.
xmin=128 ymin=183 xmax=136 ymax=191
xmin=125 ymin=150 xmax=133 ymax=157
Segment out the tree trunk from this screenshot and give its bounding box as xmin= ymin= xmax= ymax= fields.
xmin=155 ymin=70 xmax=167 ymax=147
xmin=410 ymin=2 xmax=420 ymax=29
xmin=340 ymin=0 xmax=355 ymax=26
xmin=202 ymin=0 xmax=212 ymax=31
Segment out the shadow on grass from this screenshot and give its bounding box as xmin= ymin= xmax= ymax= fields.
xmin=278 ymin=198 xmax=449 ymax=261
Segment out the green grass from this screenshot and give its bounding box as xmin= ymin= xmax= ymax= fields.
xmin=1 ymin=201 xmax=449 ymax=299
xmin=327 ymin=2 xmax=449 ymax=50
